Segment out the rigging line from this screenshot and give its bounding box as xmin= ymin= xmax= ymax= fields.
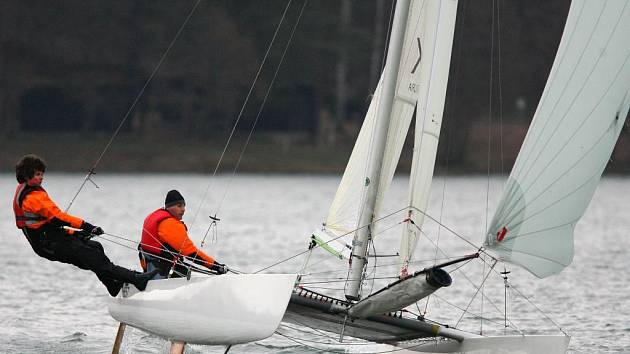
xmin=98 ymin=235 xmax=138 ymax=252
xmin=419 ymin=237 xmax=495 ymax=299
xmin=189 ymin=0 xmax=294 ymax=228
xmin=512 ymin=1 xmax=586 ymax=151
xmin=280 ymin=318 xmax=353 ymax=343
xmin=354 ymin=0 xmax=397 ymax=242
xmin=65 ymin=0 xmax=202 ymax=212
xmin=512 ymin=1 xmax=592 ymax=177
xmin=101 ymin=231 xmax=249 ymax=273
xmin=498 ymin=53 xmax=630 ymax=230
xmin=281 ymin=333 xmax=476 ymax=354
xmin=300 ymin=255 xmax=460 ymax=281
xmin=278 ymin=326 xmax=366 ymax=346
xmin=255 ymin=205 xmax=409 ymax=273
xmin=187 ymin=1 xmax=306 ymax=273
xmin=176 ymin=1 xmax=307 ymax=276
xmin=435 ymin=0 xmax=468 ymax=265
xmin=300 ymin=276 xmax=399 ymax=285
xmin=325 ymin=205 xmax=406 ymax=233
xmin=298 ymin=276 xmax=352 ymax=282
xmin=484 ymin=0 xmax=496 ymax=246
xmin=273 ymin=331 xmax=334 ymax=353
xmin=278 ymin=327 xmax=401 ymax=354
xmin=430 ymin=293 xmax=523 ymax=334
xmin=370 ymin=218 xmax=405 ymax=240
xmin=300 ymin=259 xmax=425 ymax=280
xmin=297 ymin=256 xmax=345 ymax=278
xmin=347 ymin=0 xmax=393 ymax=207
xmin=211 ymin=0 xmax=308 ymax=220
xmin=412 ymin=217 xmax=497 ymax=280
xmin=99 ymin=234 xmax=221 ymax=275
xmin=511 ymin=1 xmax=604 ymax=180
xmin=481 ymin=248 xmax=487 ymax=334
xmin=455 ymin=258 xmax=497 ymax=328
xmin=507 ymin=282 xmax=569 ymax=336
xmin=102 ymin=231 xmax=185 ymax=263
xmin=422 ymin=256 xmax=477 ymax=316
xmin=412 ymin=221 xmax=502 ymax=326
xmin=298 ymin=286 xmax=346 ymax=291
xmin=301 ymin=254 xmax=464 ymax=276
xmin=276 ymin=329 xmax=430 ymax=350
xmin=365 ymin=237 xmax=378 ymax=295
xmin=272 ymin=333 xmax=453 ymax=354
xmin=515 ymin=4 xmax=627 ymax=192
xmin=277 ymin=326 xmax=360 ymax=346
xmin=510 ymin=2 xmax=585 ymax=179
xmin=496 ymin=0 xmax=504 ymax=175
xmin=408 ymin=205 xmax=480 ymax=250
xmin=307 ymin=255 xmax=480 ymax=285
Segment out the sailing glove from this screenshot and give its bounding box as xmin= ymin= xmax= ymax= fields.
xmin=79 ymin=222 xmax=105 ymax=240
xmin=211 ymin=261 xmax=228 ymax=274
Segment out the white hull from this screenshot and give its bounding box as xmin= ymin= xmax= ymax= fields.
xmin=108 ymin=273 xmax=296 ymax=345
xmin=399 ymin=334 xmax=570 ymax=354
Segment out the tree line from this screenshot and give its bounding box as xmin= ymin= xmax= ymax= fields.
xmin=6 ymin=1 xmax=626 ymax=174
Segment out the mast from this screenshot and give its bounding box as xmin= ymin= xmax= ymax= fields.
xmin=345 ymin=0 xmax=411 ymax=301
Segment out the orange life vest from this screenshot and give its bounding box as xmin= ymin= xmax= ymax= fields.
xmin=13 ymin=183 xmax=47 ymax=229
xmin=140 ymin=208 xmax=173 ymax=256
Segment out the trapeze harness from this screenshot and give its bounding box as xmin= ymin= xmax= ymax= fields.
xmin=13 ymin=183 xmax=47 ymax=230
xmin=12 ymin=183 xmax=80 ymax=257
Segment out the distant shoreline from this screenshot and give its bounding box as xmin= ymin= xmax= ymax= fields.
xmin=2 ymin=131 xmax=628 ymax=174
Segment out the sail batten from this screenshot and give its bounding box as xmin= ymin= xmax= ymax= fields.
xmin=485 ymin=0 xmax=630 ymax=278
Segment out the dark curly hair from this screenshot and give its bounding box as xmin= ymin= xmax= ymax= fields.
xmin=15 ymin=154 xmax=46 ymax=183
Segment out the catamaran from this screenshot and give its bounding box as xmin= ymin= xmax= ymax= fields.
xmin=106 ymin=0 xmax=629 ymax=352
xmin=283 ymin=0 xmax=629 ymax=352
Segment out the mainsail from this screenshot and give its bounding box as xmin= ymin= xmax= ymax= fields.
xmin=485 ymin=0 xmax=630 ymax=278
xmin=318 ymin=0 xmax=458 ymax=270
xmin=398 ymin=0 xmax=458 ymax=275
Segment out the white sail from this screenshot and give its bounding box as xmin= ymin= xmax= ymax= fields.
xmin=485 ymin=0 xmax=630 ymax=278
xmin=398 ymin=0 xmax=458 ymax=275
xmin=321 ymin=1 xmax=424 ymax=257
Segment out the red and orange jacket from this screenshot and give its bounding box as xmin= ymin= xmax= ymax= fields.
xmin=140 ymin=208 xmax=215 ymax=268
xmin=13 ymin=183 xmax=83 ymax=232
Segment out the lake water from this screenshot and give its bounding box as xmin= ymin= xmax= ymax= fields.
xmin=1 ymin=173 xmax=629 ymax=353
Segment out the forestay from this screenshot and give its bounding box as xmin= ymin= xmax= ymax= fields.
xmin=317 ymin=0 xmax=458 ymax=263
xmin=485 ymin=0 xmax=630 ymax=278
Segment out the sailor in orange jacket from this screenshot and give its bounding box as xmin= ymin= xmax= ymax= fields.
xmin=13 ymin=154 xmax=157 ymax=296
xmin=139 ymin=190 xmax=227 ymax=278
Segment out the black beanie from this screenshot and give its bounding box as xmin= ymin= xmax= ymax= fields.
xmin=165 ymin=190 xmax=185 ymax=207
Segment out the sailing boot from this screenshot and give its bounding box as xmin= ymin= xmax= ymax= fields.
xmin=133 ymin=269 xmax=160 ymax=291
xmin=109 ymin=265 xmax=159 ymax=291
xmin=97 ymin=274 xmax=124 ymax=296
xmin=106 ymin=280 xmax=124 ymax=296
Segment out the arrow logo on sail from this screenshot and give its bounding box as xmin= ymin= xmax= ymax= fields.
xmin=411 ymin=37 xmax=422 ymax=74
